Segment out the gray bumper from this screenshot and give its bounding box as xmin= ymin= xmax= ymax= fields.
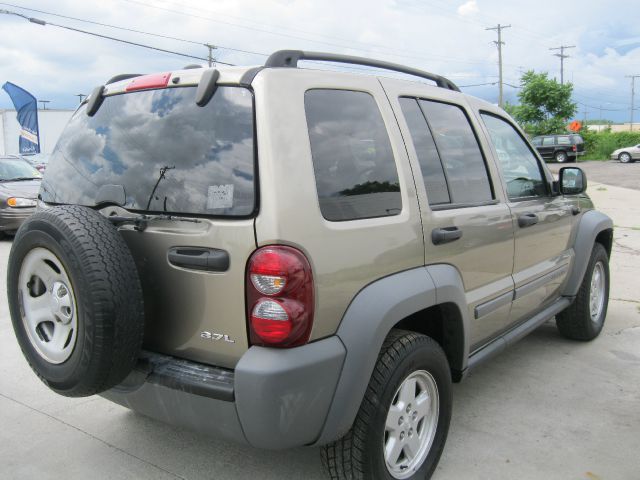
xmin=0 ymin=207 xmax=35 ymax=232
xmin=102 ymin=336 xmax=346 ymax=449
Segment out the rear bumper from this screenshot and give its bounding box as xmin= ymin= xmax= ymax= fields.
xmin=0 ymin=207 xmax=35 ymax=232
xmin=102 ymin=336 xmax=346 ymax=449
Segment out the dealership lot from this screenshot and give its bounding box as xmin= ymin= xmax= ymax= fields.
xmin=1 ymin=173 xmax=639 ymax=479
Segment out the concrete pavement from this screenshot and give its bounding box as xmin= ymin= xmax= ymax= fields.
xmin=1 ymin=180 xmax=639 ymax=479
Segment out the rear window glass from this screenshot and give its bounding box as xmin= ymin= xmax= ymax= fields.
xmin=41 ymin=86 xmax=255 ymax=216
xmin=571 ymin=135 xmax=584 ymax=144
xmin=304 ymin=89 xmax=402 ymax=221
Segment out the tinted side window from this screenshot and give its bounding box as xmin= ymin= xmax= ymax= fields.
xmin=418 ymin=100 xmax=493 ymax=204
xmin=481 ymin=113 xmax=548 ymax=200
xmin=305 ymin=89 xmax=402 ymax=221
xmin=399 ymin=98 xmax=450 ymax=205
xmin=532 ymin=137 xmax=542 ymax=146
xmin=542 ymin=136 xmax=555 ymax=146
xmin=557 ymin=136 xmax=571 ymax=145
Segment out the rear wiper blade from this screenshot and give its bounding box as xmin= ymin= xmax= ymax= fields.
xmin=107 ymin=213 xmax=201 ymax=232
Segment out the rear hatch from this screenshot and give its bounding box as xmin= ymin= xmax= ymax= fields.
xmin=572 ymin=135 xmax=585 ymax=153
xmin=40 ymin=83 xmax=257 ymax=368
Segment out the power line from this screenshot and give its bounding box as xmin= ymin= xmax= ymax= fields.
xmin=486 ymin=24 xmax=510 ymax=108
xmin=0 ymin=8 xmax=234 ymax=65
xmin=549 ymin=45 xmax=575 ymax=85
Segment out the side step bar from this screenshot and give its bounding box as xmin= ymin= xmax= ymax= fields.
xmin=466 ymin=297 xmax=572 ymax=373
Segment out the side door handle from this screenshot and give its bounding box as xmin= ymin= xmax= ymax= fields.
xmin=168 ymin=247 xmax=230 ymax=272
xmin=432 ymin=226 xmax=463 ymax=245
xmin=518 ymin=213 xmax=539 ymax=228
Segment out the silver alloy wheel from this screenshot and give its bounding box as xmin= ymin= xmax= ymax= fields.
xmin=18 ymin=247 xmax=78 ymax=364
xmin=384 ymin=370 xmax=439 ymax=479
xmin=556 ymin=152 xmax=568 ymax=163
xmin=589 ymin=261 xmax=606 ymax=324
xmin=619 ymin=152 xmax=631 ymax=163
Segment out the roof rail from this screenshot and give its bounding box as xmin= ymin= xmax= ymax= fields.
xmin=264 ymin=50 xmax=460 ymax=92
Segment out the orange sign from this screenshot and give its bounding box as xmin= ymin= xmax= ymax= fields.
xmin=568 ymin=120 xmax=582 ymax=132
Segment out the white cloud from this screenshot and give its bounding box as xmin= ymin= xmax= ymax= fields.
xmin=457 ymin=0 xmax=479 ymax=16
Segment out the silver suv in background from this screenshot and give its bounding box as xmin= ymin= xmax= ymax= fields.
xmin=6 ymin=50 xmax=613 ymax=480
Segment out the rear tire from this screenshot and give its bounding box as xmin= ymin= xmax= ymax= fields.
xmin=7 ymin=205 xmax=145 ymax=397
xmin=556 ymin=243 xmax=609 ymax=341
xmin=555 ymin=151 xmax=568 ymax=163
xmin=321 ymin=330 xmax=452 ymax=480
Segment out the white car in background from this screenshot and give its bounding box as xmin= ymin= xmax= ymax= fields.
xmin=611 ymin=145 xmax=640 ymax=163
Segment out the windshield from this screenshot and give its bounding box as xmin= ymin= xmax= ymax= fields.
xmin=41 ymin=86 xmax=256 ymax=216
xmin=0 ymin=158 xmax=42 ymax=181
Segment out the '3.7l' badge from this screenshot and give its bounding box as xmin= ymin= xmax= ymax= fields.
xmin=200 ymin=331 xmax=235 ymax=343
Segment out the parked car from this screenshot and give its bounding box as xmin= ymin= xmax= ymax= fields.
xmin=23 ymin=153 xmax=51 ymax=173
xmin=610 ymin=144 xmax=640 ymax=163
xmin=531 ymin=134 xmax=585 ymax=162
xmin=6 ymin=51 xmax=613 ymax=480
xmin=0 ymin=156 xmax=41 ymax=238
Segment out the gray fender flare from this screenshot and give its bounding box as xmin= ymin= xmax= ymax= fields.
xmin=563 ymin=210 xmax=613 ymax=297
xmin=314 ymin=264 xmax=470 ymax=445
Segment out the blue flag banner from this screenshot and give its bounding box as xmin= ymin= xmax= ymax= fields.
xmin=2 ymin=82 xmax=41 ymax=154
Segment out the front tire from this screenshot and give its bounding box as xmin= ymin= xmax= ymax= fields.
xmin=321 ymin=330 xmax=452 ymax=480
xmin=618 ymin=152 xmax=632 ymax=163
xmin=556 ymin=243 xmax=609 ymax=341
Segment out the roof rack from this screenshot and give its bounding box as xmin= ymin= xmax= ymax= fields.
xmin=264 ymin=50 xmax=460 ymax=92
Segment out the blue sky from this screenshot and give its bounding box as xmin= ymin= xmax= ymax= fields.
xmin=0 ymin=0 xmax=639 ymax=122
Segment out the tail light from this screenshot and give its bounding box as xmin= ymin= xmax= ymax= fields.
xmin=572 ymin=145 xmax=577 ymax=152
xmin=246 ymin=246 xmax=314 ymax=347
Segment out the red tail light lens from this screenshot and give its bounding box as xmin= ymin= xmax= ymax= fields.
xmin=125 ymin=72 xmax=172 ymax=92
xmin=572 ymin=145 xmax=577 ymax=151
xmin=246 ymin=246 xmax=314 ymax=347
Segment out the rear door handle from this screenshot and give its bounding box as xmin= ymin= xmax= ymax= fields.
xmin=432 ymin=227 xmax=463 ymax=245
xmin=518 ymin=213 xmax=539 ymax=228
xmin=168 ymin=247 xmax=229 ymax=272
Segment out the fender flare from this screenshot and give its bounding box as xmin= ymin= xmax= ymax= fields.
xmin=314 ymin=264 xmax=470 ymax=445
xmin=563 ymin=210 xmax=613 ymax=297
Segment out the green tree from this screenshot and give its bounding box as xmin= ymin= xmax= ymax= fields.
xmin=507 ymin=71 xmax=577 ymax=136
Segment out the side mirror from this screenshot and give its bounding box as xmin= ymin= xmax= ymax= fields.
xmin=559 ymin=167 xmax=587 ymax=195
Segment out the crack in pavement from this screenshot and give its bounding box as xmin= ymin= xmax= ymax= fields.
xmin=0 ymin=392 xmax=186 ymax=480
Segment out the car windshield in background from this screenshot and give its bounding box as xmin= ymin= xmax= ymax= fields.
xmin=41 ymin=86 xmax=255 ymax=217
xmin=0 ymin=158 xmax=42 ymax=181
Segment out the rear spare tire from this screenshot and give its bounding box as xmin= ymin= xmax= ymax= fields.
xmin=7 ymin=205 xmax=144 ymax=397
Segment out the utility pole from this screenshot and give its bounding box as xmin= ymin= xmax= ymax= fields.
xmin=75 ymin=94 xmax=86 ymax=104
xmin=205 ymin=44 xmax=217 ymax=67
xmin=486 ymin=24 xmax=510 ymax=108
xmin=549 ymin=45 xmax=575 ymax=85
xmin=625 ymin=75 xmax=640 ymax=131
xmin=38 ymin=100 xmax=50 ymax=110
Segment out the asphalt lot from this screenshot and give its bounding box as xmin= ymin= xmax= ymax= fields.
xmin=548 ymin=159 xmax=640 ymax=191
xmin=1 ymin=170 xmax=639 ymax=479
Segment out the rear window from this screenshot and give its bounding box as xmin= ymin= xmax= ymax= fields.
xmin=304 ymin=89 xmax=402 ymax=221
xmin=571 ymin=135 xmax=584 ymax=144
xmin=41 ymin=86 xmax=255 ymax=217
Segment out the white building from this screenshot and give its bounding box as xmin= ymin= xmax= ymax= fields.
xmin=0 ymin=109 xmax=74 ymax=155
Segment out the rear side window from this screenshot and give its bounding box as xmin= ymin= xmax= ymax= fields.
xmin=557 ymin=136 xmax=571 ymax=145
xmin=542 ymin=137 xmax=555 ymax=146
xmin=43 ymin=86 xmax=255 ymax=216
xmin=401 ymin=98 xmax=493 ymax=205
xmin=399 ymin=98 xmax=449 ymax=204
xmin=305 ymin=89 xmax=402 ymax=221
